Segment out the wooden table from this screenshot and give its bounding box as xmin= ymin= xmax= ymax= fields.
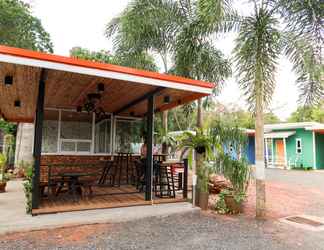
xmin=56 ymin=172 xmax=95 ymax=201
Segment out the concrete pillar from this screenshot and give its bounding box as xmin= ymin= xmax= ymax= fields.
xmin=14 ymin=123 xmax=35 ymax=167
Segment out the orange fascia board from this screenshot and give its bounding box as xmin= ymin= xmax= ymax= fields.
xmin=0 ymin=45 xmax=215 ymax=90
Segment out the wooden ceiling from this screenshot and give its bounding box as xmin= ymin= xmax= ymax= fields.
xmin=0 ymin=62 xmax=206 ymax=123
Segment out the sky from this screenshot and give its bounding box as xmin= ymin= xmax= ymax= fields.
xmin=26 ymin=0 xmax=299 ymax=120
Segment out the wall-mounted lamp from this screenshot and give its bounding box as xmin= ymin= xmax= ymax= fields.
xmin=97 ymin=83 xmax=105 ymax=93
xmin=4 ymin=75 xmax=13 ymax=85
xmin=163 ymin=96 xmax=171 ymax=104
xmin=14 ymin=100 xmax=21 ymax=107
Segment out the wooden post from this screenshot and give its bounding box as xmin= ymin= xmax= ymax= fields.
xmin=145 ymin=95 xmax=154 ymax=201
xmin=183 ymin=159 xmax=188 ymax=199
xmin=283 ymin=138 xmax=287 ymax=168
xmin=32 ymin=69 xmax=46 ymax=209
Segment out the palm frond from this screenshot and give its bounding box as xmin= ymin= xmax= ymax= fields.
xmin=197 ymin=0 xmax=241 ymax=34
xmin=234 ymin=7 xmax=281 ymax=110
xmin=282 ymin=31 xmax=324 ymax=105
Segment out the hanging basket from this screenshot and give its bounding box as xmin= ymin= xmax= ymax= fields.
xmin=195 ymin=146 xmax=206 ymax=154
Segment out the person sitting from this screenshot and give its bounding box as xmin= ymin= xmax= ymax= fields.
xmin=140 ymin=138 xmax=159 ymax=159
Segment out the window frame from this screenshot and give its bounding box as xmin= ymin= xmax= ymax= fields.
xmin=41 ymin=108 xmax=142 ymax=156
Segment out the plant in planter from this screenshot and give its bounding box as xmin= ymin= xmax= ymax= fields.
xmin=214 ymin=154 xmax=250 ymax=214
xmin=178 ymin=129 xmax=214 ymax=208
xmin=177 ymin=128 xmax=213 ymax=159
xmin=0 ymin=153 xmax=8 ymax=193
xmin=196 ymin=161 xmax=213 ymax=210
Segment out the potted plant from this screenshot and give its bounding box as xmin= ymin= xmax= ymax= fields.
xmin=178 ymin=129 xmax=214 ymax=208
xmin=214 ymin=155 xmax=250 ymax=214
xmin=0 ymin=153 xmax=8 ymax=193
xmin=177 ymin=128 xmax=214 ymax=159
xmin=197 ymin=161 xmax=212 ymax=210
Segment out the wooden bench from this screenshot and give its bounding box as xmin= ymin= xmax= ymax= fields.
xmin=40 ymin=163 xmax=105 ymax=199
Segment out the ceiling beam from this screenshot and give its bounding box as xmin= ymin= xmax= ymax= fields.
xmin=113 ymin=86 xmax=164 ymax=115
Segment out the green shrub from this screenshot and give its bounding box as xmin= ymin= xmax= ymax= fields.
xmin=0 ymin=153 xmax=7 ymax=183
xmin=23 ymin=164 xmax=33 ymax=214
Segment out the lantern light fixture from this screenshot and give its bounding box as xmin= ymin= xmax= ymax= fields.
xmin=14 ymin=100 xmax=21 ymax=107
xmin=4 ymin=75 xmax=13 ymax=85
xmin=163 ymin=96 xmax=171 ymax=104
xmin=97 ymin=83 xmax=105 ymax=93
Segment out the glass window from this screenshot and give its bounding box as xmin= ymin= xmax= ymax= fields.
xmin=42 ymin=110 xmax=59 ymax=153
xmin=115 ymin=119 xmax=143 ymax=154
xmin=60 ymin=111 xmax=92 ymax=140
xmin=60 ymin=111 xmax=92 ymax=153
xmin=95 ymin=118 xmax=111 ymax=154
xmin=61 ymin=140 xmax=76 ymax=152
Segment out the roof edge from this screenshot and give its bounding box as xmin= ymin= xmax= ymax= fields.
xmin=0 ymin=45 xmax=215 ymax=90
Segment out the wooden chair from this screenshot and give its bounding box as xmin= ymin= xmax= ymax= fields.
xmin=154 ymin=163 xmax=176 ymax=198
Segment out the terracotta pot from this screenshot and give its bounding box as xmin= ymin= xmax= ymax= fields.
xmin=199 ymin=191 xmax=209 ymax=210
xmin=224 ymin=194 xmax=243 ymax=214
xmin=0 ymin=182 xmax=7 ymax=193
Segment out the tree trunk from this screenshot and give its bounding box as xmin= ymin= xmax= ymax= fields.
xmin=162 ymin=110 xmax=168 ymax=154
xmin=255 ymin=90 xmax=266 ymax=219
xmin=195 ymin=151 xmax=204 ymax=206
xmin=197 ymin=99 xmax=203 ymax=128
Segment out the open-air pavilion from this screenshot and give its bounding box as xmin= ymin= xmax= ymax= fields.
xmin=0 ymin=45 xmax=214 ymax=215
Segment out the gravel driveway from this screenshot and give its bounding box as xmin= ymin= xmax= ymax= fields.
xmin=1 ymin=212 xmax=324 ymax=250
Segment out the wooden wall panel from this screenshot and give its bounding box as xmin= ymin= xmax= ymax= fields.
xmin=0 ymin=62 xmax=40 ymax=122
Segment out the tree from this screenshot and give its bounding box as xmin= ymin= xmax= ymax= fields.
xmin=70 ymin=47 xmax=158 ymax=71
xmin=204 ymin=103 xmax=280 ymax=129
xmin=106 ymin=0 xmax=232 ymax=131
xmin=0 ymin=119 xmax=16 ymax=135
xmin=106 ymin=0 xmax=181 ymax=143
xmin=0 ymin=0 xmax=53 ymax=136
xmin=288 ymin=103 xmax=324 ymax=123
xmin=0 ymin=0 xmax=53 ymax=52
xmin=232 ymin=0 xmax=323 ymax=218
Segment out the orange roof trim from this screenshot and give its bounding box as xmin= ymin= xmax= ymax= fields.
xmin=0 ymin=45 xmax=215 ymax=89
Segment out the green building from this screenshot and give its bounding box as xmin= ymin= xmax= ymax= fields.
xmin=262 ymin=122 xmax=324 ymax=170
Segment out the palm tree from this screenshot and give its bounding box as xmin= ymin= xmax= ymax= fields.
xmin=106 ymin=0 xmax=232 ymax=129
xmin=233 ymin=0 xmax=323 ymax=218
xmin=70 ymin=47 xmax=158 ymax=71
xmin=106 ymin=0 xmax=181 ymax=142
xmin=234 ymin=5 xmax=280 ymax=218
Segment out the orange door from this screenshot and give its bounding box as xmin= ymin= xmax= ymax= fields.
xmin=276 ymin=140 xmax=285 ymax=165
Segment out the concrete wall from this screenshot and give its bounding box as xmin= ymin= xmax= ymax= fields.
xmin=15 ymin=123 xmax=34 ymax=167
